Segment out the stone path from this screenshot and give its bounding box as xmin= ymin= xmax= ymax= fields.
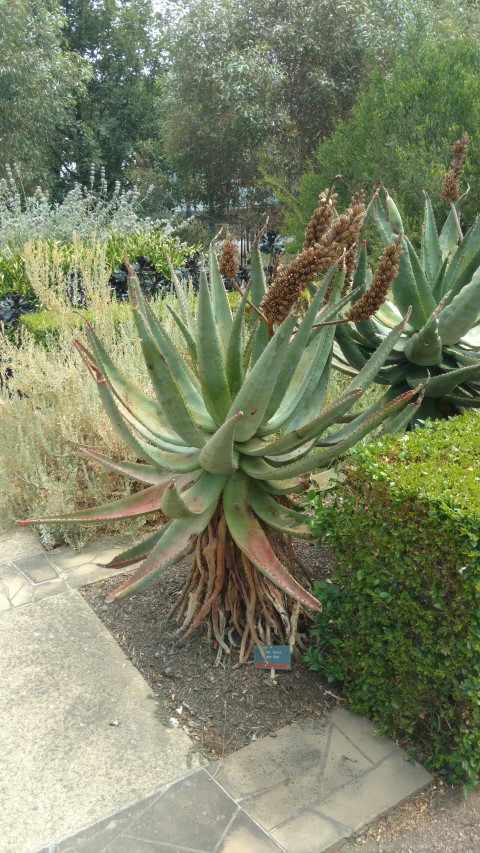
xmin=0 ymin=530 xmax=432 ymax=853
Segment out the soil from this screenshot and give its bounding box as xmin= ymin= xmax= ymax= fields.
xmin=82 ymin=538 xmax=338 ymax=759
xmin=82 ymin=537 xmax=480 ymax=852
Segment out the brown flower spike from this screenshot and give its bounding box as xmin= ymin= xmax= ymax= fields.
xmin=261 ymin=194 xmax=366 ymax=325
xmin=303 ymin=187 xmax=337 ymax=250
xmin=346 ymin=241 xmax=403 ymax=322
xmin=218 ymin=233 xmax=239 ymax=282
xmin=442 ymin=132 xmax=469 ymax=203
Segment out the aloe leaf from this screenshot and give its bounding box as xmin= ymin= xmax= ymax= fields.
xmin=391 ymin=237 xmax=435 ymax=330
xmin=374 ymin=195 xmax=393 ymax=245
xmin=74 ymin=344 xmax=168 ymax=466
xmin=443 ymin=391 xmax=480 ymax=408
xmin=164 ymin=302 xmax=198 ymax=365
xmin=335 ymin=325 xmax=369 ymax=370
xmin=438 ymin=207 xmax=459 ymax=261
xmin=264 ymin=278 xmax=327 ymax=421
xmin=404 ymin=313 xmax=443 ymax=366
xmin=432 ymin=254 xmax=449 ymax=302
xmin=404 ymin=236 xmax=437 ymax=315
xmin=132 ymin=280 xmax=215 ymax=432
xmin=343 ymin=310 xmax=411 ymax=394
xmin=223 ymin=473 xmax=320 ymax=611
xmin=408 ymin=362 xmax=480 ymax=397
xmin=80 ymin=448 xmax=170 ymax=484
xmin=256 ymin=478 xmax=309 ymax=496
xmin=243 ymin=314 xmax=260 ymax=372
xmin=226 ymin=285 xmax=250 ymax=397
xmin=438 ymin=268 xmax=480 ymax=346
xmin=167 ymin=253 xmax=195 ymax=335
xmin=107 ymin=509 xmax=215 ymax=602
xmin=249 ymin=484 xmax=313 ymax=539
xmin=226 ymin=313 xmax=297 ymax=442
xmin=249 ymin=241 xmax=269 ymax=365
xmin=19 ymin=480 xmax=178 ymax=525
xmin=104 ymin=525 xmax=172 ymax=569
xmin=421 ymin=194 xmax=442 ymax=284
xmin=246 ymin=389 xmax=363 ymax=457
xmin=441 ymin=218 xmax=480 ymax=299
xmin=82 ymin=323 xmax=182 ymax=445
xmin=268 ymin=361 xmax=331 ymax=434
xmin=161 ymin=472 xmax=225 ymax=518
xmin=209 ymin=241 xmax=233 ymax=351
xmin=260 ymin=325 xmax=335 ymax=435
xmin=199 ymin=412 xmax=242 ymax=474
xmin=197 ymin=269 xmax=232 ymax=422
xmin=130 ymin=293 xmax=206 ymax=448
xmin=241 ymin=388 xmax=420 ymax=481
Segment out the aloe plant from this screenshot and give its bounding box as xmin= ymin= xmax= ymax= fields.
xmin=334 ymin=186 xmax=480 ymax=423
xmin=19 ymin=241 xmax=422 ymax=661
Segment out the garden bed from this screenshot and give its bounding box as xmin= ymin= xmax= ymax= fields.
xmin=82 ymin=538 xmax=338 ymax=759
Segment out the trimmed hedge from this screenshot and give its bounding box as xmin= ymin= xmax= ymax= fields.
xmin=305 ymin=411 xmax=480 ymax=787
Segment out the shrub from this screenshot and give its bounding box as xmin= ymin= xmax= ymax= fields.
xmin=305 ymin=411 xmax=480 ymax=787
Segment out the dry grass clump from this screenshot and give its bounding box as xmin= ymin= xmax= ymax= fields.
xmin=0 ymin=241 xmax=193 ymax=546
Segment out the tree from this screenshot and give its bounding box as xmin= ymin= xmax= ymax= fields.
xmin=286 ymin=33 xmax=480 ymax=245
xmin=161 ymin=0 xmax=417 ymax=217
xmin=55 ymin=0 xmax=166 ymax=198
xmin=0 ymin=0 xmax=87 ymax=186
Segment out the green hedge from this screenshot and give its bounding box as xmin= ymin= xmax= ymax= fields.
xmin=305 ymin=411 xmax=480 ymax=787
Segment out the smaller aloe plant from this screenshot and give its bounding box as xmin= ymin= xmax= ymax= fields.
xmin=333 ymin=135 xmax=480 ymax=423
xmin=19 ymin=231 xmax=422 ymax=662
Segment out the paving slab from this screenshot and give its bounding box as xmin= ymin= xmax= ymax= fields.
xmin=207 ymin=711 xmax=432 ymax=852
xmin=0 ymin=530 xmax=132 ymax=613
xmin=0 ymin=590 xmax=204 ymax=853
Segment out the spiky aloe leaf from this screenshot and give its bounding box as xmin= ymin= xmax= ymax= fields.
xmin=164 ymin=302 xmax=198 ymax=365
xmin=404 ymin=313 xmax=443 ymax=366
xmin=421 ymin=194 xmax=442 ymax=284
xmin=241 ymin=388 xmax=420 ymax=481
xmin=104 ymin=525 xmax=172 ymax=569
xmin=249 ymin=483 xmax=312 ymax=539
xmin=406 ymin=362 xmax=480 ymax=396
xmin=199 ymin=412 xmax=242 ymax=474
xmin=107 ymin=508 xmax=216 ymax=602
xmin=440 ymin=217 xmax=480 ymax=299
xmin=161 ymin=472 xmax=225 ymax=518
xmin=439 ymin=207 xmax=459 ymax=260
xmin=81 ymin=324 xmax=182 ymax=445
xmin=226 ymin=313 xmax=297 ymax=442
xmin=167 ymin=253 xmax=195 ymax=335
xmin=223 ymin=473 xmax=320 ymax=610
xmin=226 ymin=285 xmax=250 ymax=397
xmin=80 ymin=448 xmax=172 ymax=485
xmin=438 ymin=268 xmax=480 ymax=345
xmin=19 ymin=480 xmax=180 ymax=525
xmin=392 ymin=238 xmax=434 ymax=330
xmin=209 ymin=241 xmax=233 ymax=351
xmin=130 ymin=289 xmax=207 ymax=448
xmin=343 ymin=310 xmax=412 ymax=394
xmin=197 ymin=270 xmax=232 ymax=422
xmin=249 ymin=241 xmax=269 ymax=366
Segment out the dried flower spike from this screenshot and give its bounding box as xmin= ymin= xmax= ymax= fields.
xmin=442 ymin=132 xmax=469 ymax=203
xmin=346 ymin=242 xmax=403 ymax=322
xmin=218 ymin=233 xmax=239 ymax=282
xmin=303 ymin=187 xmax=337 ymax=250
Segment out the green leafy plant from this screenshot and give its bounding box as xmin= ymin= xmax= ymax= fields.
xmin=334 ymin=138 xmax=480 ymax=423
xmin=305 ymin=411 xmax=480 ymax=788
xmin=18 ymin=238 xmax=422 ymax=662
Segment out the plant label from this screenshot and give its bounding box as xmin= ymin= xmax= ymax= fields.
xmin=253 ymin=645 xmax=291 ymax=670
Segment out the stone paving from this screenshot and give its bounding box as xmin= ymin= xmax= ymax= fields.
xmin=0 ymin=530 xmax=133 ymax=611
xmin=0 ymin=529 xmax=433 ymax=853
